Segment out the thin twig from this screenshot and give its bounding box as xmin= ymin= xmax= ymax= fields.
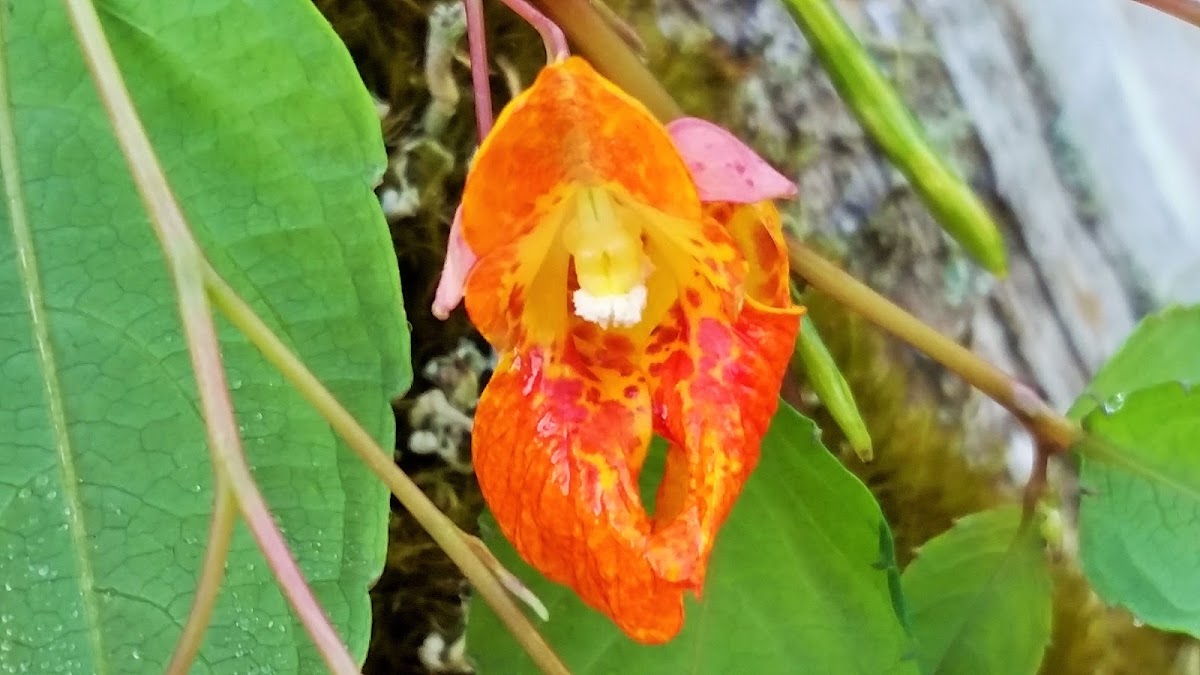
xmin=1022 ymin=442 xmax=1051 ymax=525
xmin=61 ymin=1 xmax=357 ymax=671
xmin=165 ymin=476 xmax=236 ymax=675
xmin=1133 ymin=0 xmax=1200 ymax=28
xmin=500 ymin=0 xmax=570 ymax=62
xmin=786 ymin=238 xmax=1081 ymax=452
xmin=463 ymin=533 xmax=550 ymax=621
xmin=586 ymin=0 xmax=648 ymax=54
xmin=536 ymin=0 xmax=682 ymax=121
xmin=463 ymin=0 xmax=495 ymax=138
xmin=203 ymin=264 xmax=572 ymax=675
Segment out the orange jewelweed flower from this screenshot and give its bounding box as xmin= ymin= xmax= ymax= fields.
xmin=434 ymin=57 xmax=804 ymax=643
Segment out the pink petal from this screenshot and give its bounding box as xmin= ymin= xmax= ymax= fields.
xmin=432 ymin=205 xmax=478 ymax=320
xmin=666 ymin=117 xmax=797 ymax=203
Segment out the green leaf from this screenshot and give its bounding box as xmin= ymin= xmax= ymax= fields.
xmin=1068 ymin=305 xmax=1200 ymax=419
xmin=901 ymin=506 xmax=1052 ymax=675
xmin=1076 ymin=381 xmax=1200 ymax=637
xmin=468 ymin=404 xmax=917 ymax=674
xmin=0 ymin=1 xmax=408 ymax=672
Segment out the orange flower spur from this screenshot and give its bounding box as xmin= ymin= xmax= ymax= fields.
xmin=434 ymin=56 xmax=804 ymax=643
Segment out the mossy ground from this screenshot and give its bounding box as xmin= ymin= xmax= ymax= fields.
xmin=313 ymin=2 xmax=1188 ymax=672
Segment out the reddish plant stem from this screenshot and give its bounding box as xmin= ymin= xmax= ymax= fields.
xmin=1133 ymin=0 xmax=1200 ymax=28
xmin=1022 ymin=442 xmax=1052 ymax=525
xmin=204 ymin=265 xmax=571 ymax=675
xmin=62 ymin=1 xmax=357 ymax=671
xmin=499 ymin=0 xmax=570 ymax=61
xmin=463 ymin=0 xmax=494 ymax=138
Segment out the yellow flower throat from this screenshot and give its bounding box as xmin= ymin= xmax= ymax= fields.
xmin=561 ymin=187 xmax=650 ymax=328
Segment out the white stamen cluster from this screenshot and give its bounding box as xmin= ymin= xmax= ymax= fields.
xmin=572 ymin=284 xmax=648 ymax=328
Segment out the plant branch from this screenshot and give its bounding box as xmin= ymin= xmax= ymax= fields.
xmin=166 ymin=475 xmax=236 ymax=675
xmin=202 ymin=264 xmax=571 ymax=675
xmin=463 ymin=0 xmax=495 ymax=138
xmin=1133 ymin=0 xmax=1200 ymax=28
xmin=499 ymin=0 xmax=569 ymax=62
xmin=786 ymin=238 xmax=1080 ymax=452
xmin=536 ymin=0 xmax=682 ymax=121
xmin=62 ymin=2 xmax=357 ymax=671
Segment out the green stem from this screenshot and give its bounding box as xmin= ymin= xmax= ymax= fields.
xmin=790 ymin=290 xmax=873 ymax=460
xmin=62 ymin=1 xmax=358 ymax=671
xmin=203 ymin=265 xmax=571 ymax=675
xmin=787 ymin=238 xmax=1080 ymax=452
xmin=536 ymin=0 xmax=682 ymax=121
xmin=166 ymin=476 xmax=235 ymax=675
xmin=779 ymin=0 xmax=1007 ymax=274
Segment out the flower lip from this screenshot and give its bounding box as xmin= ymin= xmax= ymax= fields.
xmin=451 ymin=55 xmax=806 ymax=644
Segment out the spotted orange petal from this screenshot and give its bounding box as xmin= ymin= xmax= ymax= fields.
xmin=707 ymin=200 xmax=792 ymax=307
xmin=460 ymin=53 xmax=805 ymax=645
xmin=643 ymin=203 xmax=803 ymax=588
xmin=460 ymin=56 xmax=699 ymax=259
xmin=473 ymin=325 xmax=690 ymax=643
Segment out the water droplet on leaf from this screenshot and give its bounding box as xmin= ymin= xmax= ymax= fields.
xmin=1103 ymin=392 xmax=1126 ymax=414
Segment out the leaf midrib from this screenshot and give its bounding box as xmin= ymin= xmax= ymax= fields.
xmin=925 ymin=519 xmax=1037 ymax=675
xmin=0 ymin=26 xmax=107 ymax=675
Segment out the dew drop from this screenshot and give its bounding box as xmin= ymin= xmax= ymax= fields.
xmin=16 ymin=488 xmax=29 ymax=500
xmin=33 ymin=475 xmax=48 ymax=488
xmin=189 ymin=484 xmax=202 ymax=493
xmin=2 ymin=583 xmax=9 ymax=591
xmin=1133 ymin=617 xmax=1145 ymax=628
xmin=131 ymin=649 xmax=141 ymax=661
xmin=35 ymin=565 xmax=49 ymax=578
xmin=1103 ymin=392 xmax=1126 ymax=414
